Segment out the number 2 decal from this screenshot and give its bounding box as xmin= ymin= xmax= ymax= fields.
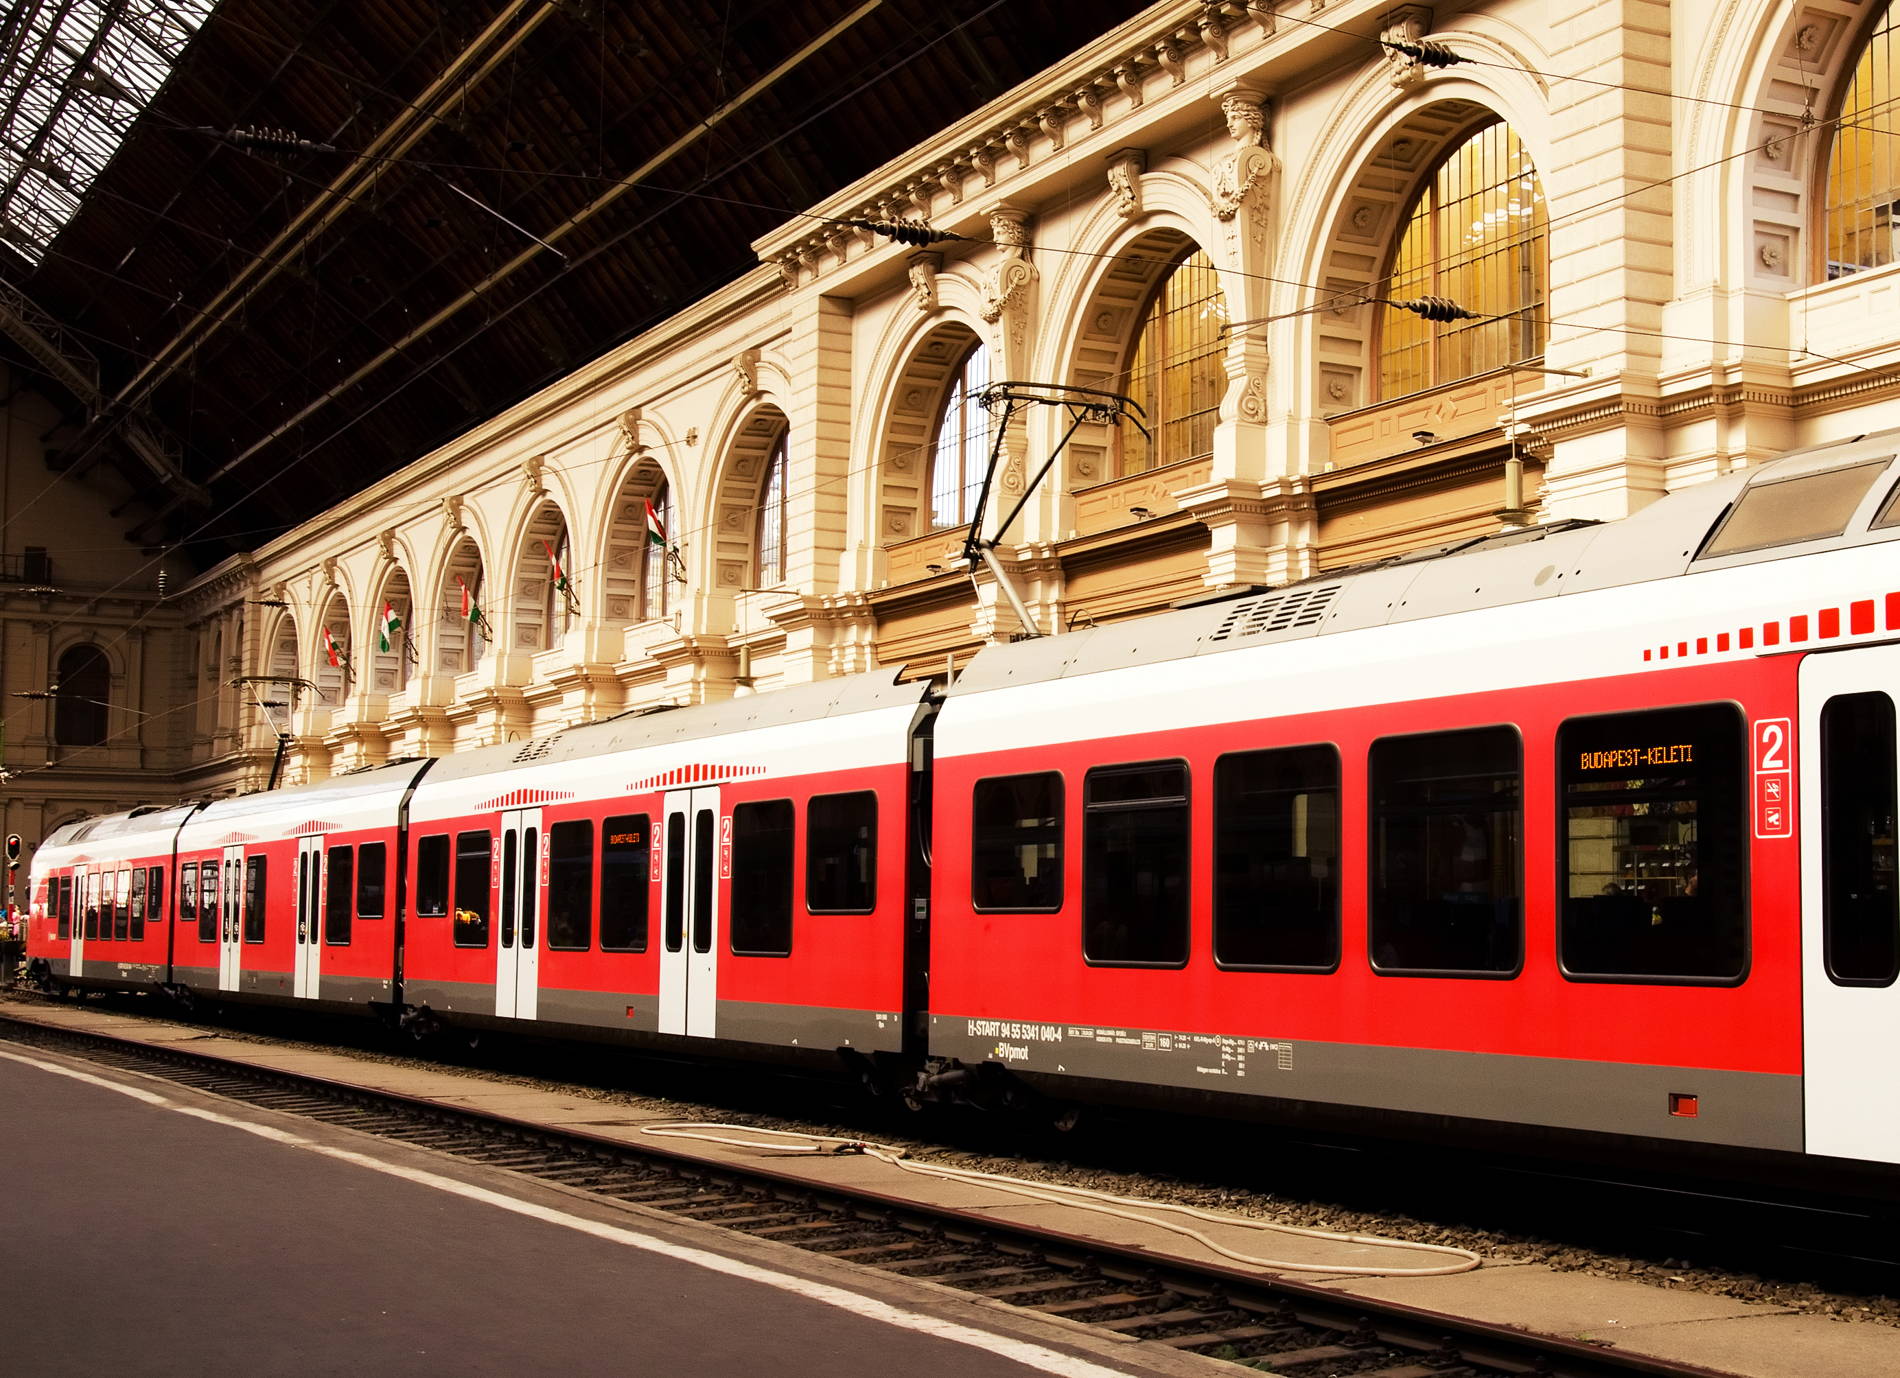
xmin=1757 ymin=720 xmax=1787 ymax=771
xmin=1753 ymin=717 xmax=1793 ymax=839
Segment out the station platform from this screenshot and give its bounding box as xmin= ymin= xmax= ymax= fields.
xmin=4 ymin=995 xmax=1893 ymax=1376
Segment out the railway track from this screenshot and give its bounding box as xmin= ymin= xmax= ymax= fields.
xmin=1 ymin=1010 xmax=1732 ymax=1378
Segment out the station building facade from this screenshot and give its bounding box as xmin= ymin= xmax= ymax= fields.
xmin=5 ymin=0 xmax=1900 ymax=846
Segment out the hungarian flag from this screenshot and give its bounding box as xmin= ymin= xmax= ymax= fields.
xmin=321 ymin=626 xmax=343 ymax=668
xmin=643 ymin=499 xmax=667 ymax=549
xmin=378 ymin=601 xmax=402 ymax=654
xmin=457 ymin=575 xmax=482 ymax=624
xmin=543 ymin=540 xmax=571 ymax=593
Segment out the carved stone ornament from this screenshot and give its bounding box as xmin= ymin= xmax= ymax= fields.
xmin=1005 ymin=125 xmax=1034 ymax=169
xmin=1038 ymin=104 xmax=1070 ymax=151
xmin=980 ymin=207 xmax=1036 ymax=325
xmin=968 ymin=143 xmax=998 ymax=188
xmin=1113 ymin=61 xmax=1146 ymax=106
xmin=1236 ymin=373 xmax=1267 ymax=422
xmin=907 ymin=250 xmax=942 ymax=313
xmin=1106 ymin=147 xmax=1146 ymax=219
xmin=522 ymin=453 xmax=547 ymax=495
xmin=1153 ymin=38 xmax=1186 ymax=85
xmin=1199 ymin=9 xmax=1229 ymax=61
xmin=1210 ymin=90 xmax=1279 ymax=222
xmin=1380 ymin=6 xmax=1434 ymax=89
xmin=774 ymin=256 xmax=799 ymax=290
xmin=442 ymin=494 xmax=465 ymax=531
xmin=1074 ymin=83 xmax=1105 ymax=131
xmin=734 ymin=348 xmax=763 ymax=397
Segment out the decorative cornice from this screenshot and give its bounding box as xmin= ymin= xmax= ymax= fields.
xmin=757 ymin=1 xmax=1276 ymax=289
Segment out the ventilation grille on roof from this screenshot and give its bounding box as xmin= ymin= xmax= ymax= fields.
xmin=1208 ymin=584 xmax=1342 ymax=642
xmin=513 ymin=734 xmax=563 ymax=764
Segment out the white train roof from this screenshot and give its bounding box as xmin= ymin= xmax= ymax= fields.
xmin=946 ymin=428 xmax=1900 ymax=698
xmin=175 ymin=758 xmax=432 ymax=845
xmin=417 ymin=668 xmax=928 ymax=787
xmin=42 ymin=802 xmax=200 ymax=853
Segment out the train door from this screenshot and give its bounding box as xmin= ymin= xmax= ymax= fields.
xmin=69 ymin=871 xmax=87 ymax=978
xmin=495 ymin=808 xmax=541 ymax=1020
xmin=658 ymin=787 xmax=720 ymax=1037
xmin=1801 ymin=646 xmax=1900 ymax=1164
xmin=293 ymin=836 xmax=324 ymax=999
xmin=219 ymin=845 xmax=244 ymax=992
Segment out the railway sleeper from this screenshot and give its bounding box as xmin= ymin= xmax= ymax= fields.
xmin=1154 ymin=1324 xmax=1280 ymax=1350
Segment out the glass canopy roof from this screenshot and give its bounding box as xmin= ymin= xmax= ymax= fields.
xmin=0 ymin=0 xmax=217 ymax=263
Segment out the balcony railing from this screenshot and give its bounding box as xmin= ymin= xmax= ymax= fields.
xmin=0 ymin=551 xmax=53 ymax=584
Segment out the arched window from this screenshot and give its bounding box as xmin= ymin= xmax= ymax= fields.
xmin=54 ymin=645 xmax=110 ymax=747
xmin=1380 ymin=121 xmax=1547 ymax=398
xmin=641 ymin=483 xmax=675 ymax=621
xmin=930 ymin=343 xmax=991 ymax=527
xmin=541 ymin=521 xmax=574 ymax=641
xmin=461 ymin=566 xmax=486 ymax=672
xmin=757 ymin=433 xmax=788 ymax=584
xmin=1824 ymin=4 xmax=1899 ymax=278
xmin=1121 ymin=248 xmax=1227 ymax=475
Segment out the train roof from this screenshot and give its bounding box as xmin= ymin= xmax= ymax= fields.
xmin=948 ymin=426 xmax=1900 ymax=697
xmin=184 ymin=757 xmax=434 ymax=829
xmin=418 ymin=668 xmax=928 ymax=786
xmin=44 ymin=802 xmax=200 ymax=850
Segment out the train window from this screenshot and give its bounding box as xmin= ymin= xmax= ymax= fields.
xmin=56 ymin=875 xmax=71 ymax=940
xmin=180 ymin=864 xmax=198 ymax=920
xmin=1083 ymin=761 xmax=1191 ymax=967
xmin=415 ymin=835 xmax=450 ymax=918
xmin=326 ymin=846 xmax=353 ymax=946
xmin=244 ymin=858 xmax=268 ymax=943
xmin=1702 ymin=458 xmax=1891 ymax=557
xmin=807 ymin=792 xmax=877 ymax=914
xmin=1558 ymin=705 xmax=1747 ymax=983
xmin=453 ymin=831 xmax=491 ymax=947
xmin=547 ymin=821 xmax=593 ymax=951
xmin=1370 ymin=728 xmax=1522 ymax=975
xmin=199 ymin=861 xmax=219 ymax=943
xmin=129 ymin=868 xmax=146 ymax=942
xmin=600 ymin=814 xmax=649 ymax=952
xmin=356 ymin=843 xmax=387 ymax=919
xmin=1822 ymin=693 xmax=1899 ymax=986
xmin=81 ymin=873 xmax=96 ymax=940
xmin=731 ymin=800 xmax=794 ymax=956
xmin=692 ymin=810 xmax=715 ymax=953
xmin=147 ymin=866 xmax=163 ymax=926
xmin=1214 ymin=746 xmax=1341 ymax=970
xmin=664 ymin=812 xmax=686 ymax=952
xmin=971 ymin=773 xmax=1063 ymax=913
xmin=114 ymin=867 xmax=131 ymax=940
xmin=500 ymin=831 xmax=518 ymax=950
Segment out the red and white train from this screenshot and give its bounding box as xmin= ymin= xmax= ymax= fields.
xmin=26 ymin=429 xmax=1900 ymax=1173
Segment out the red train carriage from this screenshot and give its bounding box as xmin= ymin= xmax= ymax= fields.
xmin=399 ymin=673 xmax=929 ymax=1065
xmin=25 ymin=429 xmax=1900 ymax=1176
xmin=927 ymin=430 xmax=1900 ymax=1168
xmin=26 ymin=805 xmax=196 ymax=993
xmin=167 ymin=761 xmax=429 ymax=1011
